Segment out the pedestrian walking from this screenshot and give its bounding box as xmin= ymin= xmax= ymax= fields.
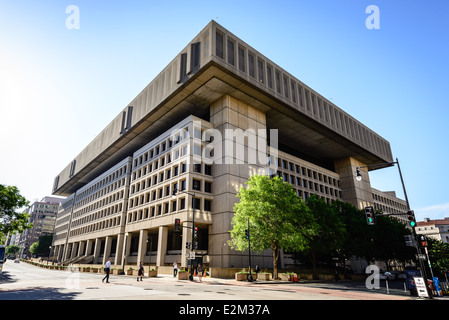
xmin=197 ymin=264 xmax=203 ymax=283
xmin=173 ymin=261 xmax=178 ymax=277
xmin=137 ymin=261 xmax=144 ymax=281
xmin=102 ymin=258 xmax=112 ymax=283
xmin=255 ymin=264 xmax=260 ymax=274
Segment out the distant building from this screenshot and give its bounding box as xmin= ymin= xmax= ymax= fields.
xmin=18 ymin=196 xmax=63 ymax=257
xmin=372 ymin=189 xmax=408 ymax=225
xmin=416 ymin=218 xmax=449 ymax=244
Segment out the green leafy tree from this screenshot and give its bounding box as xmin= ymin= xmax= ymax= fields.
xmin=0 ymin=184 xmax=32 ymax=239
xmin=372 ymin=215 xmax=415 ymax=269
xmin=301 ymin=195 xmax=348 ymax=279
xmin=29 ymin=241 xmax=39 ymax=256
xmin=28 ymin=235 xmax=53 ymax=257
xmin=427 ymin=237 xmax=449 ymax=278
xmin=6 ymin=244 xmax=20 ymax=256
xmin=229 ymin=175 xmax=317 ymax=279
xmin=336 ymin=200 xmax=376 ymax=263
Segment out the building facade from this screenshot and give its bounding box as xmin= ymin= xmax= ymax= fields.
xmin=51 ymin=21 xmax=403 ymax=270
xmin=17 ymin=196 xmax=62 ymax=258
xmin=416 ymin=218 xmax=449 ymax=244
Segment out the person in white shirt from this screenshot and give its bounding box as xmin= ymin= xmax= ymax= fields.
xmin=173 ymin=261 xmax=178 ymax=277
xmin=102 ymin=258 xmax=112 ymax=283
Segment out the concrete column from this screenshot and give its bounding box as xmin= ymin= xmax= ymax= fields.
xmin=137 ymin=229 xmax=148 ymax=266
xmin=124 ymin=233 xmax=132 ymax=265
xmin=93 ymin=238 xmax=101 ymax=264
xmin=64 ymin=243 xmax=71 ymax=261
xmin=102 ymin=236 xmax=112 ymax=265
xmin=85 ymin=239 xmax=93 ymax=256
xmin=335 ymin=156 xmax=374 ymax=210
xmin=78 ymin=241 xmax=85 ymax=257
xmin=209 ymin=95 xmax=269 ymax=268
xmin=115 ymin=233 xmax=125 ymax=265
xmin=156 ymin=226 xmax=168 ymax=267
xmin=71 ymin=242 xmax=78 ymax=259
xmin=55 ymin=246 xmax=61 ymax=263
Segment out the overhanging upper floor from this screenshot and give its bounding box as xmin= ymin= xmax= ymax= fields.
xmin=53 ymin=20 xmax=393 ymax=196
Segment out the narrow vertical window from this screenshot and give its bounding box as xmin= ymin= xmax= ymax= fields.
xmin=248 ymin=52 xmax=255 ymax=78
xmin=283 ymin=76 xmax=289 ymax=99
xmin=257 ymin=59 xmax=264 ymax=84
xmin=216 ymin=31 xmax=224 ymax=59
xmin=267 ymin=65 xmax=273 ymax=89
xmin=290 ymin=81 xmax=297 ymax=103
xmin=191 ymin=42 xmax=201 ymax=71
xmin=275 ymin=71 xmax=281 ymax=94
xmin=180 ymin=53 xmax=187 ymax=82
xmin=238 ymin=46 xmax=246 ymax=72
xmin=227 ymin=39 xmax=235 ymax=66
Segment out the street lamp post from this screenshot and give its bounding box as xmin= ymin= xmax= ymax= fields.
xmin=172 ymin=188 xmax=196 ymax=281
xmin=355 ymin=158 xmax=432 ymax=298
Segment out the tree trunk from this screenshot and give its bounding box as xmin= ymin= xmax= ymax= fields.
xmin=272 ymin=245 xmax=279 ymax=279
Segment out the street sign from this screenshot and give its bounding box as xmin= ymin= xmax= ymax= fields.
xmin=414 ymin=277 xmax=429 ymax=298
xmin=415 ymin=254 xmax=427 ymax=260
xmin=189 ymin=251 xmax=195 ymax=260
xmin=404 ymin=235 xmax=416 ymax=247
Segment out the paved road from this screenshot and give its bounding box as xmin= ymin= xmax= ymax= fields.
xmin=0 ymin=260 xmax=415 ymax=301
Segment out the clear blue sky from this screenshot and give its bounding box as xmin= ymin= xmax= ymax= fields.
xmin=1 ymin=1 xmax=448 ymax=221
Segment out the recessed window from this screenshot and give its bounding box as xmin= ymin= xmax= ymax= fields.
xmin=204 ymin=199 xmax=212 ymax=211
xmin=257 ymin=59 xmax=264 ymax=84
xmin=191 ymin=42 xmax=201 ymax=71
xmin=248 ymin=52 xmax=255 ymax=78
xmin=267 ymin=65 xmax=273 ymax=89
xmin=227 ymin=39 xmax=235 ymax=66
xmin=216 ymin=31 xmax=224 ymax=59
xmin=180 ymin=53 xmax=187 ymax=82
xmin=238 ymin=46 xmax=246 ymax=72
xmin=205 ymin=181 xmax=212 ymax=193
xmin=192 ymin=179 xmax=201 ymax=191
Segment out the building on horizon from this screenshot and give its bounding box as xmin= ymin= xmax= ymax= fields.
xmin=50 ymin=21 xmax=406 ymax=272
xmin=16 ymin=196 xmax=63 ymax=258
xmin=416 ymin=218 xmax=449 ymax=244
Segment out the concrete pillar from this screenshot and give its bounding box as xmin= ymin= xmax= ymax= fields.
xmin=123 ymin=233 xmax=132 ymax=265
xmin=93 ymin=238 xmax=101 ymax=264
xmin=209 ymin=95 xmax=269 ymax=268
xmin=335 ymin=157 xmax=374 ymax=210
xmin=115 ymin=233 xmax=125 ymax=265
xmin=71 ymin=242 xmax=78 ymax=259
xmin=64 ymin=243 xmax=71 ymax=261
xmin=156 ymin=226 xmax=168 ymax=267
xmin=103 ymin=236 xmax=112 ymax=265
xmin=85 ymin=239 xmax=93 ymax=256
xmin=78 ymin=241 xmax=85 ymax=257
xmin=137 ymin=229 xmax=148 ymax=266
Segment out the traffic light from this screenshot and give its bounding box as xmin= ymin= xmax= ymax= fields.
xmin=365 ymin=206 xmax=376 ymax=225
xmin=193 ymin=241 xmax=198 ymax=250
xmin=194 ymin=227 xmax=198 ymax=239
xmin=407 ymin=210 xmax=416 ymax=227
xmin=245 ymin=229 xmax=250 ymax=239
xmin=186 ymin=242 xmax=191 ymax=249
xmin=174 ymin=218 xmax=180 ymax=232
xmin=418 ymin=235 xmax=428 ymax=248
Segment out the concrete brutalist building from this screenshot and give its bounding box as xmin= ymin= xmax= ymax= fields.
xmin=51 ymin=21 xmax=404 ymax=273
